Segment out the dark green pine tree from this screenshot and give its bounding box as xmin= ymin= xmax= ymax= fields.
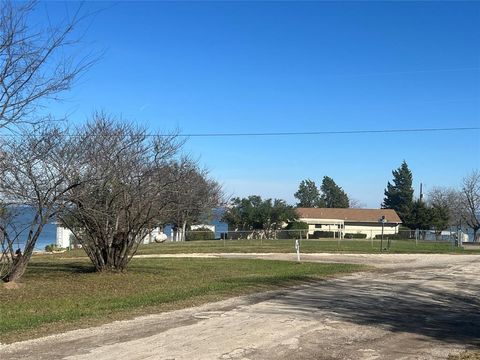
xmin=382 ymin=160 xmax=414 ymax=224
xmin=430 ymin=203 xmax=450 ymax=235
xmin=406 ymin=199 xmax=432 ymax=230
xmin=320 ymin=176 xmax=349 ymax=208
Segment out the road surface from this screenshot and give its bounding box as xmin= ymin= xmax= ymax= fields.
xmin=1 ymin=253 xmax=479 ymax=359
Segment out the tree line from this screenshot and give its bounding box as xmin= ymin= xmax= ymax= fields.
xmin=382 ymin=161 xmax=479 ymax=240
xmin=294 ymin=176 xmax=350 ymax=208
xmin=223 ymin=163 xmax=479 ymax=241
xmin=222 ymin=177 xmax=352 ymax=234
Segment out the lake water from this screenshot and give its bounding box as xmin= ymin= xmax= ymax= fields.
xmin=7 ymin=207 xmax=228 ymax=252
xmin=3 ymin=207 xmax=59 ymax=251
xmin=7 ymin=221 xmax=57 ymax=252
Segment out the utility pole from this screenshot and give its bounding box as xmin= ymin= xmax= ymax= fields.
xmin=379 ymin=215 xmax=387 ymax=252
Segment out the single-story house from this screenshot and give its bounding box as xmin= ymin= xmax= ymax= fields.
xmin=296 ymin=208 xmax=402 ymax=239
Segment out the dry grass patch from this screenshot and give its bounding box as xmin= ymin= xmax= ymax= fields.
xmin=449 ymin=351 xmax=480 ymax=360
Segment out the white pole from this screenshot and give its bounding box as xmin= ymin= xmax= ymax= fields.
xmin=295 ymin=239 xmax=300 ymax=262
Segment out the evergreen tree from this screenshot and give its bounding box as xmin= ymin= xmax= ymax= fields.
xmin=320 ymin=176 xmax=349 ymax=208
xmin=382 ymin=161 xmax=414 ymax=224
xmin=430 ymin=203 xmax=450 ymax=236
xmin=406 ymin=200 xmax=432 ymax=230
xmin=294 ymin=179 xmax=323 ymax=207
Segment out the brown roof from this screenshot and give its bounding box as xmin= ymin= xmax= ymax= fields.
xmin=296 ymin=208 xmax=402 ymax=223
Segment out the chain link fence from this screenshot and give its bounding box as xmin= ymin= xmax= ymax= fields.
xmin=179 ymin=228 xmax=469 ymax=252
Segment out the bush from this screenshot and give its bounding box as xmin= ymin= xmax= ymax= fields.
xmin=280 ymin=221 xmax=309 ymax=239
xmin=344 ymin=233 xmax=367 ymax=239
xmin=311 ymin=231 xmax=335 ymax=239
xmin=44 ymin=244 xmax=65 ymax=252
xmin=186 ymin=227 xmax=215 ymax=241
xmin=286 ymin=221 xmax=309 ymax=231
xmin=277 ymin=230 xmax=306 ymax=239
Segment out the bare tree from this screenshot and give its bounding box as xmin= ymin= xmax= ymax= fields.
xmin=0 ymin=125 xmax=82 ymax=282
xmin=0 ymin=1 xmax=94 ymax=129
xmin=427 ymin=186 xmax=462 ymax=227
xmin=460 ymin=170 xmax=480 ymax=241
xmin=58 ymin=114 xmax=183 ymax=272
xmin=167 ymin=161 xmax=223 ymax=242
xmin=349 ymin=198 xmax=365 ymax=209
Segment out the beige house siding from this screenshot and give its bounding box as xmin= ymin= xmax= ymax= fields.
xmin=297 ymin=208 xmax=402 ymax=239
xmin=301 ymin=221 xmax=400 ymax=239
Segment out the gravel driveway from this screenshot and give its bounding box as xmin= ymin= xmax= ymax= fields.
xmin=1 ymin=253 xmax=479 ymax=360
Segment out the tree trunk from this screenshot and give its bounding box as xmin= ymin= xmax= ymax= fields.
xmin=3 ymin=255 xmax=28 ymax=283
xmin=182 ymin=221 xmax=187 ymax=242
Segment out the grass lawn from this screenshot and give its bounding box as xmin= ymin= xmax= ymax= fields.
xmin=134 ymin=238 xmax=480 ymax=255
xmin=54 ymin=239 xmax=480 ymax=259
xmin=0 ymin=257 xmax=366 ymax=344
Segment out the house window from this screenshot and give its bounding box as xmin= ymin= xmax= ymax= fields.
xmin=315 ymin=224 xmax=322 ymax=229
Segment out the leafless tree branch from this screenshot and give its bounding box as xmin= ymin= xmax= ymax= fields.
xmin=0 ymin=0 xmax=97 ymax=130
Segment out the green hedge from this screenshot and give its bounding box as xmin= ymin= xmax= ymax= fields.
xmin=276 ymin=230 xmax=307 ymax=239
xmin=286 ymin=221 xmax=309 ymax=231
xmin=344 ymin=233 xmax=367 ymax=239
xmin=186 ymin=228 xmax=215 ymax=241
xmin=278 ymin=222 xmax=309 ymax=239
xmin=311 ymin=231 xmax=335 ymax=239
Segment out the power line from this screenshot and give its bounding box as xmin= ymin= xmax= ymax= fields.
xmin=174 ymin=127 xmax=480 ymax=138
xmin=0 ymin=126 xmax=478 ymax=138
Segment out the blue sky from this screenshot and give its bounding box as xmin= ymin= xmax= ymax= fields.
xmin=34 ymin=1 xmax=479 ymax=207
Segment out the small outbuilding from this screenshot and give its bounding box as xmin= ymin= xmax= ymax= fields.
xmin=296 ymin=208 xmax=402 ymax=239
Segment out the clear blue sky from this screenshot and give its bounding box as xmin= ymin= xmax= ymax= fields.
xmin=35 ymin=1 xmax=479 ymax=207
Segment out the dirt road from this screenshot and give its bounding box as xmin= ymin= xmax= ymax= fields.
xmin=1 ymin=254 xmax=479 ymax=359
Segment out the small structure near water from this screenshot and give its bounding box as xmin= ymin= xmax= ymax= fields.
xmin=56 ymin=226 xmax=168 ymax=248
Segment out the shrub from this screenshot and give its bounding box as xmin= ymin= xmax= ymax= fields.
xmin=44 ymin=244 xmax=65 ymax=252
xmin=311 ymin=231 xmax=335 ymax=239
xmin=186 ymin=227 xmax=215 ymax=241
xmin=344 ymin=233 xmax=367 ymax=239
xmin=280 ymin=221 xmax=309 ymax=239
xmin=277 ymin=230 xmax=306 ymax=239
xmin=286 ymin=221 xmax=309 ymax=231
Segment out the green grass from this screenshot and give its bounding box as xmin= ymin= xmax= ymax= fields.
xmin=54 ymin=239 xmax=479 ymax=259
xmin=132 ymin=238 xmax=480 ymax=255
xmin=0 ymin=257 xmax=366 ymax=343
